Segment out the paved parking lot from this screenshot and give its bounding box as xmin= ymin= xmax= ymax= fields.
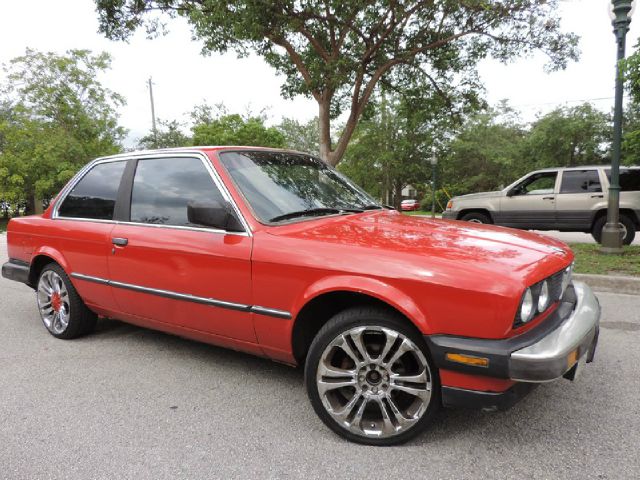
xmin=1 ymin=233 xmax=639 ymax=479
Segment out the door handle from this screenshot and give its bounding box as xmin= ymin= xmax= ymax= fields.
xmin=112 ymin=237 xmax=128 ymax=246
xmin=591 ymin=194 xmax=604 ymax=198
xmin=542 ymin=196 xmax=555 ymax=200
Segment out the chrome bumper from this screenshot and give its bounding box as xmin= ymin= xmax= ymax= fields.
xmin=509 ymin=281 xmax=600 ymax=382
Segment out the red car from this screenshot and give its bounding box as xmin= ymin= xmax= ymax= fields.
xmin=400 ymin=199 xmax=420 ymax=211
xmin=2 ymin=147 xmax=600 ymax=445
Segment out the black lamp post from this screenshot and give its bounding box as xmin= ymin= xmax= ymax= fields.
xmin=602 ymin=0 xmax=636 ymax=253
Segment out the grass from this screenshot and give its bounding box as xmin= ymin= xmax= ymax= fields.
xmin=403 ymin=210 xmax=433 ymax=216
xmin=0 ymin=218 xmax=7 ymax=233
xmin=569 ymin=243 xmax=640 ymax=277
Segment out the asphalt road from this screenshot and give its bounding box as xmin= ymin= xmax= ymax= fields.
xmin=1 ymin=234 xmax=639 ymax=480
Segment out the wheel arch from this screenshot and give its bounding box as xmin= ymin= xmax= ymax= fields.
xmin=28 ymin=247 xmax=70 ymax=286
xmin=290 ymin=276 xmax=430 ymax=365
xmin=591 ymin=208 xmax=640 ymax=229
xmin=457 ymin=208 xmax=494 ymax=222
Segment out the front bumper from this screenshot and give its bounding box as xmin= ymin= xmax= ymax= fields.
xmin=441 ymin=211 xmax=456 ymax=220
xmin=426 ymin=281 xmax=600 ymax=383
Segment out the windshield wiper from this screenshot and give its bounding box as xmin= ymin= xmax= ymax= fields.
xmin=269 ymin=208 xmax=343 ymax=223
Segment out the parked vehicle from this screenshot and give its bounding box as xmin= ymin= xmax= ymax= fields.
xmin=400 ymin=199 xmax=420 ymax=211
xmin=443 ymin=166 xmax=640 ymax=244
xmin=2 ymin=148 xmax=600 ymax=445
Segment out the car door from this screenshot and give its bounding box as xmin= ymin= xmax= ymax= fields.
xmin=107 ymin=154 xmax=255 ymax=342
xmin=498 ymin=171 xmax=558 ymax=229
xmin=52 ymin=159 xmax=126 ymax=311
xmin=555 ymin=169 xmax=604 ymax=231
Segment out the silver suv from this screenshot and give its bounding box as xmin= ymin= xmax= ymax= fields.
xmin=442 ymin=166 xmax=640 ymax=245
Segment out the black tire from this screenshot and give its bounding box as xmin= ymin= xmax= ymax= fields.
xmin=460 ymin=211 xmax=492 ymax=224
xmin=36 ymin=263 xmax=97 ymax=339
xmin=304 ymin=307 xmax=440 ymax=446
xmin=591 ymin=214 xmax=636 ymax=245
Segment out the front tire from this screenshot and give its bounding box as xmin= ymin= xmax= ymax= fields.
xmin=591 ymin=214 xmax=636 ymax=245
xmin=36 ymin=264 xmax=97 ymax=339
xmin=304 ymin=307 xmax=440 ymax=445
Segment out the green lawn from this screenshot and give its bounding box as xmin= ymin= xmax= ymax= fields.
xmin=403 ymin=210 xmax=432 ymax=216
xmin=570 ymin=243 xmax=640 ymax=277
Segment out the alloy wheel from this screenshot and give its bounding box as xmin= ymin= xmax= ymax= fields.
xmin=37 ymin=270 xmax=71 ymax=335
xmin=316 ymin=326 xmax=433 ymax=440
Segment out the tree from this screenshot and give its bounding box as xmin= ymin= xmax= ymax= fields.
xmin=0 ymin=49 xmax=126 ymax=214
xmin=190 ymin=105 xmax=285 ymax=147
xmin=341 ymin=85 xmax=470 ymax=207
xmin=440 ymin=103 xmax=528 ymax=195
xmin=95 ymin=0 xmax=578 ymax=166
xmin=525 ymin=103 xmax=611 ymax=168
xmin=138 ymin=119 xmax=191 ymax=149
xmin=278 ymin=117 xmax=320 ymax=155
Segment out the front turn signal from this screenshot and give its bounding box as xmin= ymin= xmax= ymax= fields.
xmin=445 ymin=352 xmax=489 ymax=368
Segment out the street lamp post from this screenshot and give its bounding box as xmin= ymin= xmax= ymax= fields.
xmin=430 ymin=155 xmax=438 ymax=219
xmin=602 ymin=0 xmax=636 ymax=253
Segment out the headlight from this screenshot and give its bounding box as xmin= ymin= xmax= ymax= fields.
xmin=519 ymin=288 xmax=535 ymax=323
xmin=537 ymin=280 xmax=550 ymax=312
xmin=561 ymin=263 xmax=573 ymax=296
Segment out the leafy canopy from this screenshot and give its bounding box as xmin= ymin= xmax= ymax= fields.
xmin=0 ymin=49 xmax=125 ymax=211
xmin=95 ymin=0 xmax=579 ymax=165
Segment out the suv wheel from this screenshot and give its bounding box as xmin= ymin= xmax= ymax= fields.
xmin=305 ymin=307 xmax=440 ymax=445
xmin=591 ymin=214 xmax=636 ymax=246
xmin=460 ymin=212 xmax=492 ymax=224
xmin=36 ymin=264 xmax=97 ymax=339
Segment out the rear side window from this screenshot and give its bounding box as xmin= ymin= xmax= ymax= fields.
xmin=605 ymin=169 xmax=640 ymax=191
xmin=560 ymin=170 xmax=602 ymax=194
xmin=130 ymin=157 xmax=225 ymax=227
xmin=57 ymin=161 xmax=126 ymax=220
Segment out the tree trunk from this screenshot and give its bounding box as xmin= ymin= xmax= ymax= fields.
xmin=394 ymin=182 xmax=403 ymax=210
xmin=25 ymin=195 xmax=35 ymax=216
xmin=318 ymin=95 xmax=333 ymax=165
xmin=34 ymin=195 xmax=44 ymax=214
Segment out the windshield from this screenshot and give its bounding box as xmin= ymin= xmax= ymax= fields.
xmin=219 ymin=150 xmax=380 ymax=223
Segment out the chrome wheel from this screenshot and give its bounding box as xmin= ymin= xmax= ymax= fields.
xmin=316 ymin=326 xmax=433 ymax=440
xmin=37 ymin=270 xmax=71 ymax=335
xmin=468 ymin=218 xmax=483 ymax=224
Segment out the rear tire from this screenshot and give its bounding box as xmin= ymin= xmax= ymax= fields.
xmin=304 ymin=307 xmax=440 ymax=446
xmin=591 ymin=214 xmax=636 ymax=245
xmin=36 ymin=264 xmax=97 ymax=339
xmin=460 ymin=212 xmax=492 ymax=224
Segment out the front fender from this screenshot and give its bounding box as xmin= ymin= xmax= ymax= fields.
xmin=292 ymin=275 xmax=431 ymax=333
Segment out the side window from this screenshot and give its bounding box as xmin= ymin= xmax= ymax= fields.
xmin=57 ymin=161 xmax=126 ymax=220
xmin=560 ymin=170 xmax=602 ymax=194
xmin=605 ymin=169 xmax=640 ymax=191
xmin=130 ymin=157 xmax=226 ymax=227
xmin=513 ymin=172 xmax=557 ymax=195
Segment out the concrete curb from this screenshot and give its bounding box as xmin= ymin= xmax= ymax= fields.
xmin=574 ymin=273 xmax=640 ymax=296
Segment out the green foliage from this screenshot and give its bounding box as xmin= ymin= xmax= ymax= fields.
xmin=278 ymin=117 xmax=320 ymax=155
xmin=138 ymin=119 xmax=191 ymax=149
xmin=190 ymin=107 xmax=285 ymax=147
xmin=0 ymin=49 xmax=125 ymax=212
xmin=525 ymin=103 xmax=610 ymax=168
xmin=95 ymin=0 xmax=578 ymax=165
xmin=622 ymin=98 xmax=640 ymax=166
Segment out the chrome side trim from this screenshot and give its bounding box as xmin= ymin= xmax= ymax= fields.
xmin=70 ymin=273 xmax=291 ymax=319
xmin=52 ymin=152 xmax=253 ymax=237
xmin=250 ymin=306 xmax=292 ymax=320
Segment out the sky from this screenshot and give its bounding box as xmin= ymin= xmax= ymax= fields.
xmin=1 ymin=0 xmax=639 ymax=147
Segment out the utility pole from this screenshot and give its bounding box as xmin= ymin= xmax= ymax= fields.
xmin=148 ymin=77 xmax=158 ymax=148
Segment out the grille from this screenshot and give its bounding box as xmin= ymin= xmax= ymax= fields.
xmin=548 ymin=270 xmax=564 ymax=304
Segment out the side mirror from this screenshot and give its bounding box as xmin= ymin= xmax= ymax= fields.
xmin=187 ymin=201 xmax=244 ymax=232
xmin=506 ymin=188 xmax=518 ymax=197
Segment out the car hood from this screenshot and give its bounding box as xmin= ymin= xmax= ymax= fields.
xmin=453 ymin=190 xmax=503 ymax=201
xmin=266 ymin=210 xmax=572 ymax=284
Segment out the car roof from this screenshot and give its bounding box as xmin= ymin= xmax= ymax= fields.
xmin=529 ymin=165 xmax=639 ymax=174
xmin=95 ymin=146 xmax=313 ymax=162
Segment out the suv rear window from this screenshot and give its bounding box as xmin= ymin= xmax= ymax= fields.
xmin=605 ymin=169 xmax=640 ymax=191
xmin=560 ymin=170 xmax=602 ymax=194
xmin=57 ymin=161 xmax=126 ymax=220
